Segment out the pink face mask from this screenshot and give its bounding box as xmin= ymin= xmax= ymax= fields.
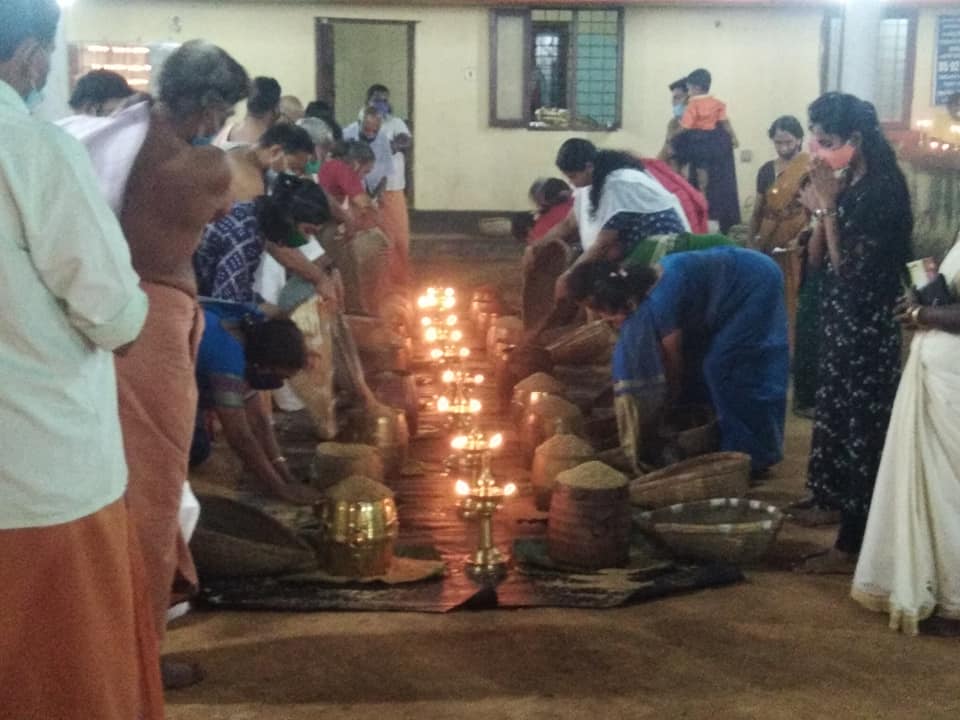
xmin=809 ymin=137 xmax=855 ymax=171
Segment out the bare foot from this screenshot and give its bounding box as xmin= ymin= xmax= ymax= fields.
xmin=788 ymin=506 xmax=842 ymax=527
xmin=793 ymin=547 xmax=858 ymax=574
xmin=161 ymin=658 xmax=205 ymax=691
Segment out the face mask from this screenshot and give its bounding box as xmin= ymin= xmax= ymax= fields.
xmin=191 ymin=135 xmax=214 ymax=147
xmin=811 ymin=139 xmax=855 ymax=171
xmin=372 ymin=100 xmax=391 ymax=116
xmin=305 ymin=160 xmax=321 ymax=175
xmin=246 ymin=368 xmax=285 ymax=391
xmin=672 ymin=103 xmax=685 ymax=119
xmin=25 ymin=86 xmax=44 ymax=112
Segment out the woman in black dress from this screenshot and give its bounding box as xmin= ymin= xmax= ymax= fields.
xmin=797 ymin=93 xmax=913 ymax=573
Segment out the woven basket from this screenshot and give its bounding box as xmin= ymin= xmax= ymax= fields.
xmin=634 ymin=497 xmax=783 ymax=564
xmin=630 ymin=452 xmax=750 ymax=509
xmin=190 ymin=495 xmax=317 ymax=578
xmin=546 ymin=320 xmax=617 ymax=365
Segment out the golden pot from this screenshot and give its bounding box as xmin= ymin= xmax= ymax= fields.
xmin=317 ymin=496 xmax=399 ymax=577
xmin=367 ymin=407 xmax=410 ymax=481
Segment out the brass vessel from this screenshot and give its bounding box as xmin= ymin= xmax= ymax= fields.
xmin=316 ymin=495 xmax=399 ymax=577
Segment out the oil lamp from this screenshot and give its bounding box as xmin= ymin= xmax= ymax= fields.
xmin=455 ymin=450 xmax=514 ymax=578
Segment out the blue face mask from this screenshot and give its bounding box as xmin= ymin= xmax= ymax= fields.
xmin=672 ymin=103 xmax=685 ymax=119
xmin=372 ymin=100 xmax=391 ymax=116
xmin=191 ymin=135 xmax=214 ymax=147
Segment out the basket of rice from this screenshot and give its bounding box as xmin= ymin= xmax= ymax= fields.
xmin=310 ymin=443 xmax=384 ymax=491
xmin=190 ymin=495 xmax=318 ymax=578
xmin=520 ymin=394 xmax=584 ymax=461
xmin=317 ymin=476 xmax=399 ymax=577
xmin=634 ymin=498 xmax=784 ymax=564
xmin=630 ymin=452 xmax=750 ymax=509
xmin=532 ymin=433 xmax=595 ymax=511
xmin=511 ymin=371 xmax=567 ymax=425
xmin=547 ymin=461 xmax=631 ymax=569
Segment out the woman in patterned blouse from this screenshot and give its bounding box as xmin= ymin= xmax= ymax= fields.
xmin=795 ymin=93 xmax=913 ymax=574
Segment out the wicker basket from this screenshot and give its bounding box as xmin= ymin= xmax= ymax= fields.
xmin=190 ymin=495 xmax=317 ymax=578
xmin=634 ymin=497 xmax=783 ymax=564
xmin=630 ymin=452 xmax=751 ymax=509
xmin=546 ymin=320 xmax=617 ymax=365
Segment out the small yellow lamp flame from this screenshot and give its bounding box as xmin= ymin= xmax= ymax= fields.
xmin=430 ymin=348 xmax=444 ymax=360
xmin=437 ymin=396 xmax=450 ymax=413
xmin=468 ymin=398 xmax=482 ymax=414
xmin=421 ymin=317 xmax=432 ymax=327
xmin=444 ymin=287 xmax=455 ymax=297
xmin=446 ymin=314 xmax=458 ymax=327
xmin=441 ymin=369 xmax=455 ymax=384
xmin=473 ymin=374 xmax=485 ymax=385
xmin=489 ymin=433 xmax=504 ymax=450
xmin=455 ymin=479 xmax=471 ymax=497
xmin=441 ymin=297 xmax=456 ymax=310
xmin=451 ymin=435 xmax=468 ymax=451
xmin=459 ymin=347 xmax=471 ymax=358
xmin=503 ymin=482 xmax=517 ymax=497
xmin=450 ymin=329 xmax=463 ymax=343
xmin=424 ymin=326 xmax=438 ymax=343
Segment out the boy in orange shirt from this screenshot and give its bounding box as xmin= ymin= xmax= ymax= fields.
xmin=672 ymin=68 xmax=739 ymax=195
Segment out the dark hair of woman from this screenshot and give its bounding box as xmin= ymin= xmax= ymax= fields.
xmin=540 ymin=178 xmax=572 ymax=208
xmin=808 ymin=92 xmax=914 ymax=265
xmin=305 ymin=100 xmax=343 ymax=141
xmin=253 ymin=195 xmax=293 ymax=245
xmin=668 ymin=78 xmax=688 ymax=93
xmin=768 ymin=115 xmax=804 ymax=141
xmin=555 ymin=138 xmax=597 ymax=173
xmin=345 ymin=140 xmax=375 ymax=166
xmin=258 ymin=123 xmax=315 ymax=155
xmin=566 ymin=260 xmax=659 ymax=315
xmin=244 ymin=318 xmax=307 ymax=371
xmin=69 ymin=70 xmax=133 ymax=111
xmin=588 ymin=150 xmax=645 ymax=217
xmin=247 ymin=76 xmax=282 ymax=117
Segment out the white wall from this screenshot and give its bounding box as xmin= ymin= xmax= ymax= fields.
xmin=63 ymin=1 xmax=828 ymax=212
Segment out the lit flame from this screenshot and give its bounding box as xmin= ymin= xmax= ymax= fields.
xmin=473 ymin=374 xmax=485 ymax=385
xmin=444 ymin=287 xmax=455 ymax=297
xmin=430 ymin=348 xmax=443 ymax=360
xmin=421 ymin=317 xmax=432 ymax=327
xmin=945 ymin=144 xmax=953 ymax=151
xmin=446 ymin=314 xmax=458 ymax=326
xmin=424 ymin=327 xmax=438 ymax=343
xmin=930 ymin=141 xmax=941 ymax=151
xmin=469 ymin=398 xmax=482 ymax=414
xmin=441 ymin=297 xmax=456 ymax=310
xmin=459 ymin=347 xmax=471 ymax=358
xmin=489 ymin=433 xmax=503 ymax=449
xmin=451 ymin=435 xmax=468 ymax=451
xmin=503 ymin=482 xmax=517 ymax=497
xmin=426 ymin=287 xmax=437 ymax=296
xmin=441 ymin=369 xmax=455 ymax=384
xmin=437 ymin=396 xmax=450 ymax=412
xmin=450 ymin=329 xmax=463 ymax=343
xmin=418 ymin=295 xmax=437 ymax=309
xmin=455 ymin=479 xmax=471 ymax=497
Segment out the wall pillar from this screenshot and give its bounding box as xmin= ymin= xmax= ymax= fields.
xmin=840 ymin=0 xmax=884 ymax=102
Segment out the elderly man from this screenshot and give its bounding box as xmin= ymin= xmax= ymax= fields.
xmin=0 ymin=1 xmax=159 ymax=718
xmin=361 ymin=84 xmax=413 ymax=286
xmin=114 ymin=39 xmax=250 ymax=689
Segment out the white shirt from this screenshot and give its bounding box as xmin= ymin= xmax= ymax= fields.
xmin=356 ymin=109 xmax=410 ymax=192
xmin=0 ymin=80 xmax=148 ymax=529
xmin=343 ymin=121 xmax=396 ymax=194
xmin=573 ymin=186 xmax=604 ymax=252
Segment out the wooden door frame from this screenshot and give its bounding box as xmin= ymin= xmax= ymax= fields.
xmin=315 ymin=17 xmax=417 ymax=206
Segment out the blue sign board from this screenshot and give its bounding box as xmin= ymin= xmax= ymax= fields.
xmin=935 ymin=15 xmax=960 ymax=105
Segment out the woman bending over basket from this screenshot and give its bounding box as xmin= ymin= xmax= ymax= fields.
xmin=566 ymin=249 xmax=789 ymax=475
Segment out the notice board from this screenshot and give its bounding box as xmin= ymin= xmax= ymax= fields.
xmin=935 ymin=15 xmax=960 ymax=105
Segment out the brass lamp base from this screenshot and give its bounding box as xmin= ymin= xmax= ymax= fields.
xmin=465 ymin=546 xmax=509 ymax=578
